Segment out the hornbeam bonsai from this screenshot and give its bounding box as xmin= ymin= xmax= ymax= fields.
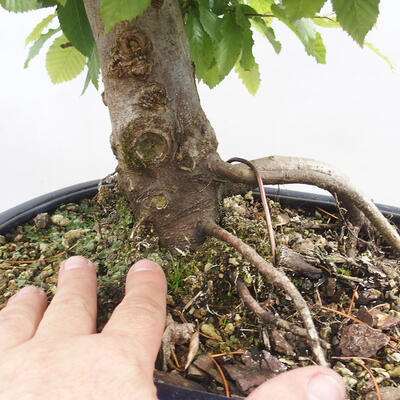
xmin=2 ymin=0 xmax=399 ymax=366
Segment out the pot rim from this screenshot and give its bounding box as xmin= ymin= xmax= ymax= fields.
xmin=1 ymin=181 xmax=399 ymax=234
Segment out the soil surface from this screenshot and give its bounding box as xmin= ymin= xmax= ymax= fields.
xmin=0 ymin=185 xmax=399 ymax=400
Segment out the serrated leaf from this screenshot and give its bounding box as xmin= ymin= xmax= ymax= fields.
xmin=272 ymin=4 xmax=325 ymax=63
xmin=58 ymin=0 xmax=95 ymax=56
xmin=216 ymin=13 xmax=242 ymax=80
xmin=185 ymin=8 xmax=215 ymax=81
xmin=332 ymin=0 xmax=380 ymax=46
xmin=251 ymin=17 xmax=281 ymax=54
xmin=0 ymin=0 xmax=55 ymax=11
xmin=294 ymin=18 xmax=326 ymax=62
xmin=202 ymin=63 xmax=221 ymax=88
xmin=1 ymin=0 xmax=38 ymax=12
xmin=240 ymin=27 xmax=255 ymax=70
xmin=46 ymin=34 xmax=86 ymax=83
xmin=82 ymin=45 xmax=100 ymax=94
xmin=365 ymin=42 xmax=396 ymax=71
xmin=246 ymin=0 xmax=272 ymax=14
xmin=312 ymin=16 xmax=340 ymax=28
xmin=25 ymin=13 xmax=56 ymax=46
xmin=197 ymin=0 xmax=221 ymax=40
xmin=235 ymin=61 xmax=260 ymax=95
xmin=100 ymin=0 xmax=151 ymax=33
xmin=282 ymin=0 xmax=327 ymax=20
xmin=25 ymin=27 xmax=59 ymax=68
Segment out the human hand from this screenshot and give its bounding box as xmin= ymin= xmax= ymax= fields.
xmin=0 ymin=255 xmax=346 ymax=400
xmin=245 ymin=364 xmax=346 ymax=400
xmin=0 ymin=256 xmax=167 ymax=399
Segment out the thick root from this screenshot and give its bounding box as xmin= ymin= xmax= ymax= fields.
xmin=210 ymin=155 xmax=400 ymax=253
xmin=201 ymin=219 xmax=328 ymax=367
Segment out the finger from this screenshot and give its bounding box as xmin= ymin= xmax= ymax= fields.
xmin=246 ymin=365 xmax=346 ymax=400
xmin=0 ymin=286 xmax=47 ymax=350
xmin=35 ymin=256 xmax=97 ymax=338
xmin=102 ymin=260 xmax=167 ymax=362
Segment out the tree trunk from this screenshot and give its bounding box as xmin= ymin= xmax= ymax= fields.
xmin=84 ymin=0 xmax=225 ymax=248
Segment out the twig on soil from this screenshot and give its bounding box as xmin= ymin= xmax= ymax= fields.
xmin=236 ymin=278 xmax=330 ymax=349
xmin=316 ymin=207 xmax=339 ymax=220
xmin=0 ymin=242 xmax=79 ymax=265
xmin=333 ymin=357 xmax=381 ymax=400
xmin=211 ymin=350 xmax=246 ymax=358
xmin=210 ymin=155 xmax=400 ymax=253
xmin=209 ymin=355 xmax=230 ymax=398
xmin=316 ymin=289 xmax=400 ymax=344
xmin=201 ymin=220 xmax=327 ymax=367
xmin=171 ymin=348 xmax=181 ymax=369
xmin=227 ymin=157 xmax=276 ymax=262
xmin=347 ymin=285 xmax=359 ymax=315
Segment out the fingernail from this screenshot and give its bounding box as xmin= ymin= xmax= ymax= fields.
xmin=62 ymin=256 xmax=93 ymax=272
xmin=132 ymin=259 xmax=159 ymax=273
xmin=308 ymin=373 xmax=346 ymax=400
xmin=8 ymin=286 xmax=43 ymax=304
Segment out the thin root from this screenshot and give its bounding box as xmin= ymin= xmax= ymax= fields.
xmin=201 ymin=219 xmax=327 ymax=367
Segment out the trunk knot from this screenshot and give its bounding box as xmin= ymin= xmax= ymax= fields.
xmin=119 ymin=114 xmax=174 ymax=169
xmin=108 ymin=28 xmax=153 ymax=79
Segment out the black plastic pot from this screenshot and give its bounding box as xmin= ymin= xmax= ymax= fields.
xmin=1 ymin=181 xmax=400 ymax=400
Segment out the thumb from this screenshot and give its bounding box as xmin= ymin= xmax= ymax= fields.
xmin=246 ymin=366 xmax=346 ymax=400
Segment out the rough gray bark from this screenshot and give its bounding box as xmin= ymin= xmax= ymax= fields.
xmin=84 ymin=0 xmax=223 ymax=248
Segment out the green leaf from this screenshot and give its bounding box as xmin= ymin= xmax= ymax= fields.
xmin=216 ymin=13 xmax=242 ymax=80
xmin=235 ymin=4 xmax=251 ymax=29
xmin=202 ymin=63 xmax=221 ymax=88
xmin=197 ymin=0 xmax=221 ymax=40
xmin=24 ymin=27 xmax=59 ymax=68
xmin=100 ymin=0 xmax=151 ymax=33
xmin=25 ymin=13 xmax=56 ymax=46
xmin=312 ymin=16 xmax=340 ymax=28
xmin=58 ymin=0 xmax=95 ymax=56
xmin=272 ymin=4 xmax=326 ymax=63
xmin=0 ymin=0 xmax=55 ymax=10
xmin=46 ymin=34 xmax=86 ymax=83
xmin=282 ymin=0 xmax=326 ymax=20
xmin=240 ymin=26 xmax=255 ymax=70
xmin=37 ymin=0 xmax=57 ymax=6
xmin=251 ymin=17 xmax=281 ymax=54
xmin=56 ymin=0 xmax=66 ymax=5
xmin=185 ymin=8 xmax=215 ymax=80
xmin=82 ymin=45 xmax=101 ymax=94
xmin=235 ymin=60 xmax=260 ymax=95
xmin=0 ymin=0 xmax=39 ymax=12
xmin=210 ymin=0 xmax=228 ymax=15
xmin=365 ymin=42 xmax=396 ymax=71
xmin=332 ymin=0 xmax=380 ymax=46
xmin=246 ymin=0 xmax=272 ymax=14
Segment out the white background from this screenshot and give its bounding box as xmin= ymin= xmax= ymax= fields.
xmin=0 ymin=1 xmax=399 ymax=213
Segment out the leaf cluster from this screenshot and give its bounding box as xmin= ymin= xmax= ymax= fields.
xmin=0 ymin=0 xmax=383 ymax=94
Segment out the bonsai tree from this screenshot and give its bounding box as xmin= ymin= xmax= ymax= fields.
xmin=2 ymin=0 xmax=399 ymax=366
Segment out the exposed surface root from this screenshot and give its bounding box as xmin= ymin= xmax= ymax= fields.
xmin=201 ymin=219 xmax=328 ymax=367
xmin=236 ymin=278 xmax=330 ymax=350
xmin=210 ymin=155 xmax=400 ymax=253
